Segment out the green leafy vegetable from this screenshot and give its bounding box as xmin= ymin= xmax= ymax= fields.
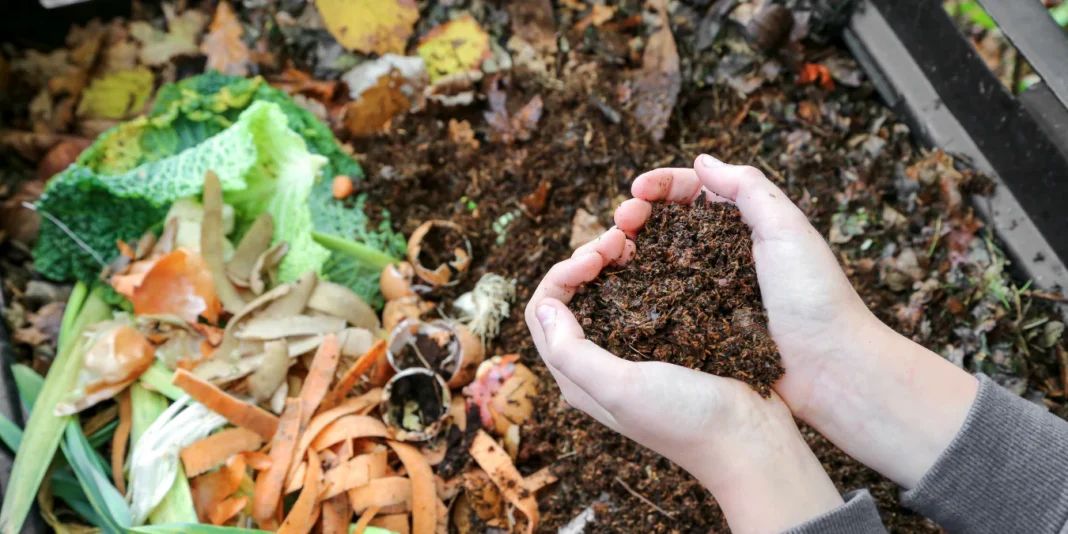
xmin=34 ymin=72 xmax=403 ymax=305
xmin=0 ymin=283 xmax=112 ymax=534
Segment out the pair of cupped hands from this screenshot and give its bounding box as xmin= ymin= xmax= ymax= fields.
xmin=524 ymin=155 xmax=979 ymax=533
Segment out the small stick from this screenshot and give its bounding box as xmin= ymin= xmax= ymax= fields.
xmin=614 ymin=477 xmax=675 ymax=518
xmin=1023 ymin=290 xmax=1068 ymax=304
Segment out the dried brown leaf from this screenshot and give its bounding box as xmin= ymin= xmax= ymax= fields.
xmin=201 ymin=1 xmax=251 ymax=76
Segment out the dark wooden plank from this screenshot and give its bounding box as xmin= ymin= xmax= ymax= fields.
xmin=977 ymin=0 xmax=1068 ymax=109
xmin=868 ymin=0 xmax=1068 ymax=269
xmin=1019 ymin=82 xmax=1068 ymax=164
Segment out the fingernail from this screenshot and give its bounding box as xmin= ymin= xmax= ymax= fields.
xmin=699 ymin=154 xmax=724 ymax=168
xmin=536 ymin=305 xmax=556 ymax=328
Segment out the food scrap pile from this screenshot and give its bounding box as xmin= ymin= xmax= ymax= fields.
xmin=572 ymin=200 xmax=783 ymax=396
xmin=1 ymin=0 xmax=1066 ymax=533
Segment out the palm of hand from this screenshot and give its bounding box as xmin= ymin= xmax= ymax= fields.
xmin=525 ymin=228 xmax=790 ymax=481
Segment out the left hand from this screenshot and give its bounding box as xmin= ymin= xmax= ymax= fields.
xmin=524 ymin=228 xmax=844 ymax=534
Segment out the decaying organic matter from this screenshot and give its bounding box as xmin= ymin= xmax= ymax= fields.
xmin=573 ymin=199 xmax=783 ymax=396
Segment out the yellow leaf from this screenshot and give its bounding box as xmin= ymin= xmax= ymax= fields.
xmin=130 ymin=3 xmax=208 ymax=66
xmin=201 ymin=1 xmax=251 ymax=76
xmin=316 ymin=0 xmax=419 ymax=56
xmin=76 ymin=68 xmax=155 ymax=120
xmin=417 ymin=15 xmax=492 ymax=83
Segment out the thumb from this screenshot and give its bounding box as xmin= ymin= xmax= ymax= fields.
xmin=692 ymin=154 xmax=809 ymax=237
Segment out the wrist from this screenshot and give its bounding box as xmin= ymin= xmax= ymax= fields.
xmin=694 ymin=395 xmax=844 ymax=534
xmin=787 ymin=316 xmax=978 ymax=488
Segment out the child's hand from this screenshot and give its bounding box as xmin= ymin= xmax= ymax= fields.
xmin=525 ymin=228 xmax=844 ymax=533
xmin=615 ymin=155 xmax=978 ymax=488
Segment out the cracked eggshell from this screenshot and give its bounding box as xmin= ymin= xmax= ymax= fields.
xmin=380 ymin=262 xmax=417 ymax=301
xmin=407 ymin=220 xmax=472 ymax=287
xmin=447 ymin=322 xmax=485 ymax=388
xmin=381 ymin=367 xmax=451 ymax=442
xmin=382 ymin=296 xmax=434 ymax=332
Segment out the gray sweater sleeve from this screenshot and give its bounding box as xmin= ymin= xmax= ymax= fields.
xmin=900 ymin=373 xmax=1068 ymax=532
xmin=784 ymin=490 xmax=888 ymax=533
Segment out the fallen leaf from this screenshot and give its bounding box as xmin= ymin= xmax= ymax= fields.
xmin=130 ymin=4 xmax=208 ymax=66
xmin=522 ymin=180 xmax=551 ymax=215
xmin=418 ymin=15 xmax=492 ymax=83
xmin=798 ymin=63 xmax=835 ymax=91
xmin=448 ymin=119 xmax=479 ymax=149
xmin=317 ymin=0 xmax=419 ymax=55
xmin=273 ymin=67 xmax=339 ymax=102
xmin=484 ymin=78 xmax=544 ymax=145
xmin=102 ymin=40 xmax=140 ymax=73
xmin=76 ymin=68 xmax=155 ymax=120
xmin=339 ymin=55 xmax=427 ymax=137
xmin=37 ymin=138 xmax=92 ymax=181
xmin=508 ymin=0 xmax=557 ymax=54
xmin=10 ymin=49 xmax=71 ymax=89
xmin=201 ymin=1 xmax=251 ymax=76
xmin=14 ymin=302 xmax=64 ymax=347
xmin=630 ymin=0 xmax=680 ymax=142
xmin=569 ymin=208 xmax=606 ymax=250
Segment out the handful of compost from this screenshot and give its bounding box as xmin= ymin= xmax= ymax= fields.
xmin=571 ymin=198 xmax=784 ymax=396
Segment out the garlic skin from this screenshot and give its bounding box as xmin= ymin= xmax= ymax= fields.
xmin=379 ymin=262 xmax=417 ymax=301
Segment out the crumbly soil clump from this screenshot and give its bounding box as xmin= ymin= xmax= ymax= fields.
xmin=571 ymin=199 xmax=783 ymax=396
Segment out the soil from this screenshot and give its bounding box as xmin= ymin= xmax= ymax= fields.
xmin=352 ymin=71 xmax=953 ymax=531
xmin=571 ymin=199 xmax=783 ymax=396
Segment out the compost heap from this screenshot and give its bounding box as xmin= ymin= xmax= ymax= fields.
xmin=2 ymin=0 xmax=1067 ymax=533
xmin=572 ymin=199 xmax=783 ymax=396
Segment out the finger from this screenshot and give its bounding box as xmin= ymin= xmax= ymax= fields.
xmin=632 ymin=168 xmax=733 ymax=205
xmin=692 ymin=154 xmax=810 ymax=238
xmin=571 ymin=227 xmax=628 ymax=263
xmin=528 ymin=253 xmax=604 ymax=309
xmin=631 ymin=168 xmax=704 ymax=203
xmin=524 ymin=299 xmax=620 ymax=431
xmin=535 ymin=299 xmax=633 ymax=415
xmin=615 ymin=239 xmax=637 ymax=266
xmin=614 ymin=199 xmax=652 ymax=238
